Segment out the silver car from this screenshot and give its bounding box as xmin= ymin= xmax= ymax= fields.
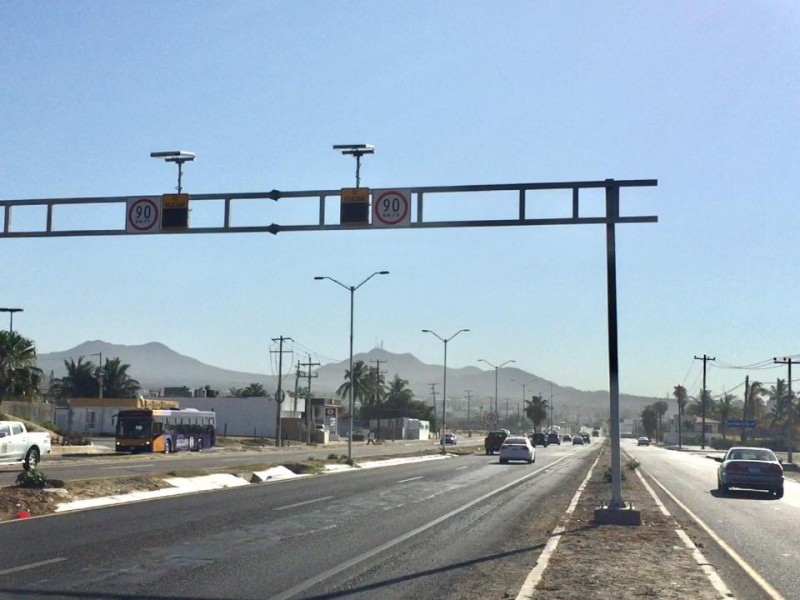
xmin=715 ymin=446 xmax=784 ymax=498
xmin=499 ymin=436 xmax=535 ymax=464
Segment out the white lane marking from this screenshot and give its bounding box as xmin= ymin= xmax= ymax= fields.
xmin=274 ymin=496 xmax=333 ymax=512
xmin=645 ymin=468 xmax=784 ymax=600
xmin=99 ymin=465 xmax=148 ymax=471
xmin=269 ymin=452 xmax=579 ymax=600
xmin=634 ymin=467 xmax=732 ymax=598
xmin=455 ymin=466 xmax=469 ymax=471
xmin=397 ymin=476 xmax=423 ymax=484
xmin=515 ymin=452 xmax=600 ymax=600
xmin=0 ymin=557 xmax=67 ymax=576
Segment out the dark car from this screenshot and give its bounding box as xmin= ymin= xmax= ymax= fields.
xmin=715 ymin=446 xmax=784 ymax=498
xmin=546 ymin=432 xmax=561 ymax=445
xmin=572 ymin=436 xmax=585 ymax=445
xmin=530 ymin=432 xmax=548 ymax=447
xmin=581 ymin=433 xmax=591 ymax=443
xmin=442 ymin=433 xmax=457 ymax=445
xmin=484 ymin=430 xmax=509 ymax=455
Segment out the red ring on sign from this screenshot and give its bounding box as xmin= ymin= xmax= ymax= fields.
xmin=374 ymin=190 xmax=410 ymax=225
xmin=128 ymin=198 xmax=160 ymax=231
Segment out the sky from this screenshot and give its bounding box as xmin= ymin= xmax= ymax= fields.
xmin=1 ymin=2 xmax=798 ymax=401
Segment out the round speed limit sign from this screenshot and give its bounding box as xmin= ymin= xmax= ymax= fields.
xmin=126 ymin=197 xmax=161 ymax=233
xmin=372 ymin=189 xmax=411 ymax=227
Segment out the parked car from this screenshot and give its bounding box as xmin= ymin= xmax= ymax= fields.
xmin=572 ymin=436 xmax=584 ymax=445
xmin=442 ymin=433 xmax=457 ymax=445
xmin=562 ymin=434 xmax=572 ymax=442
xmin=499 ymin=436 xmax=535 ymax=464
xmin=546 ymin=432 xmax=561 ymax=445
xmin=0 ymin=421 xmax=51 ymax=471
xmin=484 ymin=430 xmax=509 ymax=454
xmin=637 ymin=436 xmax=650 ymax=446
xmin=715 ymin=446 xmax=784 ymax=498
xmin=530 ymin=432 xmax=548 ymax=447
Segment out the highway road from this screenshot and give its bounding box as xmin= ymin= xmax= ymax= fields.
xmin=626 ymin=439 xmax=800 ymax=600
xmin=0 ymin=441 xmax=599 ymax=599
xmin=0 ymin=438 xmax=485 ymax=486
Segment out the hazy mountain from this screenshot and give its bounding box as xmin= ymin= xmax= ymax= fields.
xmin=36 ymin=341 xmax=664 ymax=421
xmin=37 ymin=340 xmax=275 ymax=392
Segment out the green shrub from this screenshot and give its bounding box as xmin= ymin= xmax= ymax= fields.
xmin=603 ymin=466 xmax=627 ymax=483
xmin=352 ymin=433 xmax=365 ymax=442
xmin=16 ymin=469 xmax=50 ymax=489
xmin=627 ymin=458 xmax=640 ymax=470
xmin=327 ymin=453 xmax=341 ymax=460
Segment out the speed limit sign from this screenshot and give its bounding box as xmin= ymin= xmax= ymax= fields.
xmin=126 ymin=197 xmax=161 ymax=233
xmin=372 ymin=189 xmax=411 ymax=227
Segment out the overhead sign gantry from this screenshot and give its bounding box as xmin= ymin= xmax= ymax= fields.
xmin=0 ymin=176 xmax=658 ymax=518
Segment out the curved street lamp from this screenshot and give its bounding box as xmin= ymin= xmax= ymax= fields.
xmin=315 ymin=270 xmax=389 ymax=464
xmin=422 ymin=328 xmax=469 ymax=454
xmin=478 ymin=358 xmax=516 ymax=424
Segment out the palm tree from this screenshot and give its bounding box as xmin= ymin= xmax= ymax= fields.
xmin=49 ymin=356 xmax=98 ymax=400
xmin=336 ymin=360 xmax=372 ymax=409
xmin=102 ymin=357 xmax=140 ymax=398
xmin=241 ymin=383 xmax=266 ymax=397
xmin=768 ymin=378 xmax=797 ymax=463
xmin=525 ymin=394 xmax=549 ymax=431
xmin=0 ymin=331 xmax=43 ymax=404
xmin=717 ymin=392 xmax=737 ymax=440
xmin=673 ymin=384 xmax=688 ymax=448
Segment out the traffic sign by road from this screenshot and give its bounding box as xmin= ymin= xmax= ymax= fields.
xmin=340 ymin=187 xmax=370 ymax=227
xmin=726 ymin=419 xmax=756 ymax=428
xmin=485 ymin=412 xmax=498 ymax=426
xmin=126 ymin=197 xmax=161 ymax=233
xmin=372 ymin=189 xmax=411 ymax=227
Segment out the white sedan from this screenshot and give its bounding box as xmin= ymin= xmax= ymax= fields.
xmin=498 ymin=436 xmax=536 ymax=464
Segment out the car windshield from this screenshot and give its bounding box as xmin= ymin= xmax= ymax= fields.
xmin=504 ymin=437 xmax=527 ymax=445
xmin=728 ymin=449 xmax=776 ymax=462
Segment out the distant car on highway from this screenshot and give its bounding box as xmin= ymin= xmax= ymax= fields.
xmin=581 ymin=433 xmax=591 ymax=443
xmin=715 ymin=446 xmax=784 ymax=498
xmin=637 ymin=437 xmax=650 ymax=446
xmin=442 ymin=433 xmax=457 ymax=445
xmin=562 ymin=434 xmax=572 ymax=442
xmin=484 ymin=431 xmax=509 ymax=455
xmin=572 ymin=436 xmax=584 ymax=445
xmin=546 ymin=432 xmax=561 ymax=446
xmin=530 ymin=432 xmax=548 ymax=447
xmin=498 ymin=436 xmax=535 ymax=464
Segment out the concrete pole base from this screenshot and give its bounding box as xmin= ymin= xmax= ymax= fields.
xmin=594 ymin=506 xmax=642 ymax=526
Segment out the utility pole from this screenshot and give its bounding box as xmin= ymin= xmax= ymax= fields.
xmin=465 ymin=390 xmax=472 ymax=435
xmin=371 ymin=358 xmax=386 ymax=438
xmin=300 ymin=354 xmax=320 ymax=444
xmin=429 ymin=383 xmax=438 ymax=433
xmin=271 ymin=336 xmax=293 ymax=447
xmin=773 ymin=356 xmax=798 ymax=463
xmin=742 ymin=375 xmax=749 ymax=443
xmin=694 ymin=354 xmax=716 ymax=450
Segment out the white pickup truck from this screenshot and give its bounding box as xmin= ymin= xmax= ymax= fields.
xmin=0 ymin=421 xmax=51 ymax=471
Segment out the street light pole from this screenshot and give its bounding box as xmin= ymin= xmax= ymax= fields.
xmin=478 ymin=358 xmax=515 ymax=425
xmin=422 ymin=328 xmax=469 ymax=454
xmin=0 ymin=308 xmax=23 ymax=332
xmin=511 ymin=377 xmax=536 ymax=430
xmin=91 ymin=352 xmax=103 ymax=399
xmin=315 ymin=270 xmax=389 ymax=465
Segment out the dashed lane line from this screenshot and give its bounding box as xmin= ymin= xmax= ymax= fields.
xmin=0 ymin=557 xmax=67 ymax=576
xmin=274 ymin=496 xmax=334 ymax=511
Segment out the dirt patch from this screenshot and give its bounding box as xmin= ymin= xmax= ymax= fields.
xmin=534 ymin=446 xmax=721 ymax=599
xmin=0 ymin=474 xmax=172 ymax=522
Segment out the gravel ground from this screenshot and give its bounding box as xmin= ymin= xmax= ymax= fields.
xmin=533 ymin=445 xmax=724 ymax=600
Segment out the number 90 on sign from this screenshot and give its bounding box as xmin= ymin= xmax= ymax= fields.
xmin=126 ymin=197 xmax=161 ymax=233
xmin=372 ymin=189 xmax=411 ymax=227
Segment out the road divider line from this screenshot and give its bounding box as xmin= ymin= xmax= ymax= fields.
xmin=514 ymin=451 xmax=601 ymax=600
xmin=633 ymin=465 xmax=732 ymax=598
xmin=641 ymin=465 xmax=784 ymax=600
xmin=274 ymin=496 xmax=334 ymax=511
xmin=269 ymin=452 xmax=581 ymax=600
xmin=0 ymin=557 xmax=67 ymax=576
xmin=397 ymin=476 xmax=423 ymax=484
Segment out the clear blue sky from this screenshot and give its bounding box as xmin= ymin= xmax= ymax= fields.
xmin=1 ymin=2 xmax=797 ymax=400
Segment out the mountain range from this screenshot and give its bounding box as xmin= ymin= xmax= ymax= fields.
xmin=36 ymin=341 xmax=666 ymax=421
